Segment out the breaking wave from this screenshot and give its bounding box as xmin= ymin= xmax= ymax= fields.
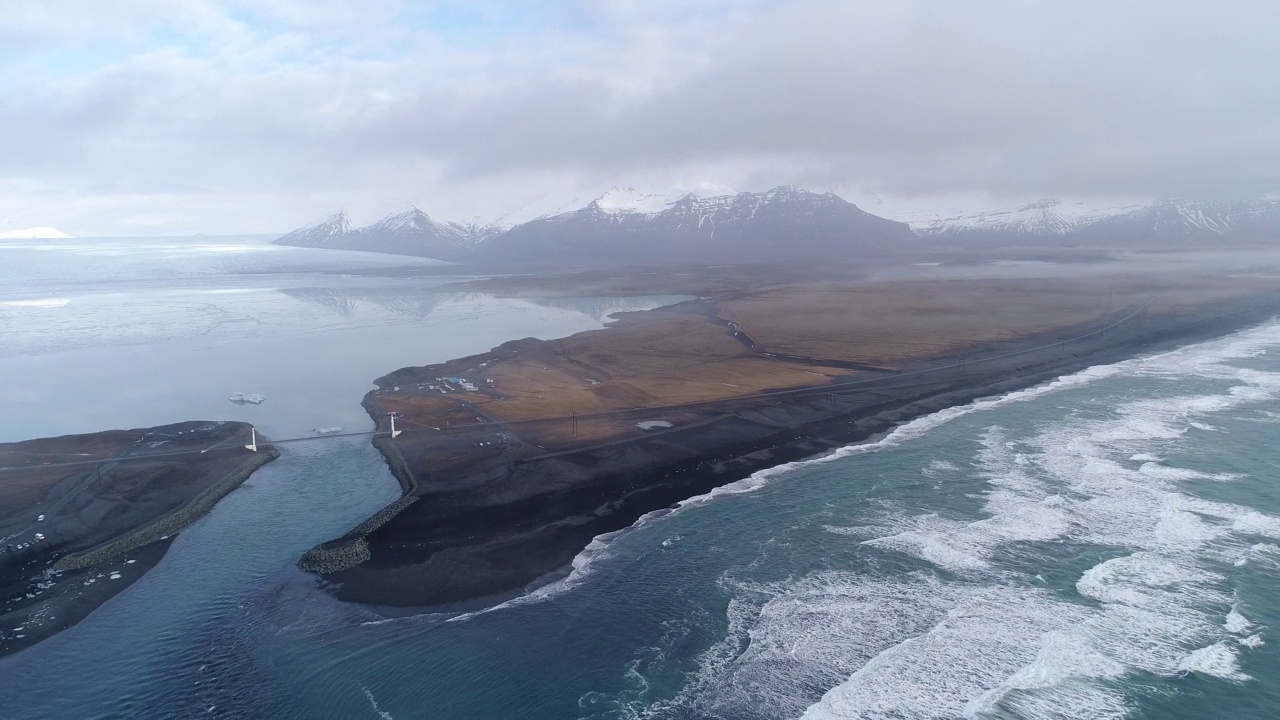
xmin=609 ymin=318 xmax=1280 ymax=719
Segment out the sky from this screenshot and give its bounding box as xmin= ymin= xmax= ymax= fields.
xmin=3 ymin=0 xmax=1279 ymax=236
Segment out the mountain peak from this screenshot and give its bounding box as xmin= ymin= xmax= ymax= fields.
xmin=588 ymin=187 xmax=674 ymax=214
xmin=275 ymin=210 xmax=351 ymax=246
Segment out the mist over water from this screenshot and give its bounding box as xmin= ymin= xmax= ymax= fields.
xmin=2 ymin=237 xmax=1279 ymax=719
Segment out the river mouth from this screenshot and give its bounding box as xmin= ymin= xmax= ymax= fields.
xmin=0 ymin=235 xmax=689 ymax=717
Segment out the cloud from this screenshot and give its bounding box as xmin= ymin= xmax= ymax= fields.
xmin=1 ymin=0 xmax=1279 ymax=234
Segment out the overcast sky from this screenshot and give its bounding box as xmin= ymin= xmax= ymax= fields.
xmin=3 ymin=0 xmax=1279 ymax=235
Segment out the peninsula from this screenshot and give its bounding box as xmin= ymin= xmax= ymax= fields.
xmin=303 ymin=258 xmax=1280 ymax=609
xmin=0 ymin=421 xmax=278 ymax=656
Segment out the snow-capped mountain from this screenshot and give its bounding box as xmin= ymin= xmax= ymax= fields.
xmin=911 ymin=198 xmax=1144 ymax=239
xmin=472 ymin=185 xmax=916 ymax=264
xmin=274 ymin=207 xmax=495 ymax=260
xmin=1081 ymin=198 xmax=1280 ymax=246
xmin=588 ymin=186 xmax=676 ymax=215
xmin=356 ymin=207 xmax=472 ymax=259
xmin=273 ymin=190 xmax=1280 ymax=264
xmin=913 ymin=197 xmax=1280 ymax=248
xmin=274 ymin=210 xmax=353 ymax=249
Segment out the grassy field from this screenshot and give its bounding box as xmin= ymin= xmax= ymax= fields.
xmin=373 ymin=266 xmax=1280 ymax=453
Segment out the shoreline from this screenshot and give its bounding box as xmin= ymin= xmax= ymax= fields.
xmin=307 ymin=289 xmax=1280 ymax=611
xmin=0 ymin=422 xmax=279 ymax=658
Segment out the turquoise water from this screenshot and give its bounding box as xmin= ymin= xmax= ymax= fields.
xmin=1 ymin=238 xmax=1278 ymax=718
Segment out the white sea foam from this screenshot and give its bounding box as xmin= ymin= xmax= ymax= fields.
xmin=798 ymin=320 xmax=1280 ymax=717
xmin=799 ymin=587 xmax=1125 ymax=720
xmin=1176 ymin=642 xmax=1250 ymax=681
xmin=1137 ymin=462 xmax=1241 ymax=483
xmin=447 ymin=527 xmax=625 ymax=622
xmin=1225 ymin=605 xmax=1252 ymax=634
xmin=921 ymin=459 xmax=961 ymax=477
xmin=1239 ymin=634 xmax=1264 ymax=648
xmin=361 ymin=687 xmax=395 ymax=719
xmin=1235 ymin=542 xmax=1280 ymax=568
xmin=613 ymin=319 xmax=1280 ymax=717
xmin=798 ymin=554 xmax=1240 ymax=719
xmin=1230 ymin=511 xmax=1280 ymax=539
xmin=618 ymin=573 xmax=960 ymax=720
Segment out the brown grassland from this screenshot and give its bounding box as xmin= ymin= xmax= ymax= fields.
xmin=373 ymin=271 xmax=1280 ymax=454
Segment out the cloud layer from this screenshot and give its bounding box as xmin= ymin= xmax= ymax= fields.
xmin=3 ymin=0 xmax=1279 ymax=234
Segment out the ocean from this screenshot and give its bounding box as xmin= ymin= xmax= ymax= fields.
xmin=1 ymin=237 xmax=1277 ymax=719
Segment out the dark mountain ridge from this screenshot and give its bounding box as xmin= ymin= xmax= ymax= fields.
xmin=273 ymin=187 xmax=917 ymax=264
xmin=273 ymin=190 xmax=1280 ymax=264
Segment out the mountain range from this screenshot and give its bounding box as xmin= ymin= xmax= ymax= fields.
xmin=273 ymin=207 xmax=498 ymax=261
xmin=912 ymin=197 xmax=1280 ymax=248
xmin=273 ymin=187 xmax=1280 ymax=264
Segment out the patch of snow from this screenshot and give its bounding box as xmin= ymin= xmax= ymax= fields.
xmin=591 ymin=186 xmax=675 ymax=214
xmin=916 ymin=197 xmax=1149 ymax=235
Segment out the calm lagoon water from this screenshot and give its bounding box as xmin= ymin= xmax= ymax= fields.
xmin=1 ymin=237 xmax=1278 ymax=719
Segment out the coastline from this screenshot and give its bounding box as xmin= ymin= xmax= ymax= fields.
xmin=0 ymin=422 xmax=279 ymax=658
xmin=307 ymin=289 xmax=1280 ymax=611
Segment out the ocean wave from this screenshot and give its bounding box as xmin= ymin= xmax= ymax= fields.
xmin=676 ymin=321 xmax=1280 ymax=719
xmin=600 ymin=572 xmax=961 ymax=720
xmin=794 ymin=321 xmax=1280 ymax=716
xmin=1225 ymin=604 xmax=1252 ymax=634
xmin=589 ymin=319 xmax=1280 ymax=718
xmin=1176 ymin=642 xmax=1250 ymax=682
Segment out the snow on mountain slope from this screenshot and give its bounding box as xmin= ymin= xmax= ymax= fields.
xmin=274 ymin=210 xmax=353 ymax=248
xmin=485 ymin=193 xmax=590 ymax=229
xmin=590 ymin=187 xmax=674 ymax=214
xmin=487 ymin=185 xmax=728 ymax=228
xmin=362 ymin=206 xmax=465 ymax=243
xmin=911 ymin=198 xmax=1145 ymax=236
xmin=475 ymin=185 xmax=917 ymax=263
xmin=274 ymin=190 xmax=1280 ymax=263
xmin=274 ymin=206 xmax=484 ymax=260
xmin=908 ymin=196 xmax=1280 ymax=246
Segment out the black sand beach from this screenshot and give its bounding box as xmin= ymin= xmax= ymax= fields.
xmin=0 ymin=421 xmax=278 ymax=656
xmin=306 ymin=283 xmax=1280 ymax=610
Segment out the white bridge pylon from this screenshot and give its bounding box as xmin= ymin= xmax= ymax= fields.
xmin=245 ymin=427 xmax=258 ymax=452
xmin=389 ymin=412 xmax=402 ymax=439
